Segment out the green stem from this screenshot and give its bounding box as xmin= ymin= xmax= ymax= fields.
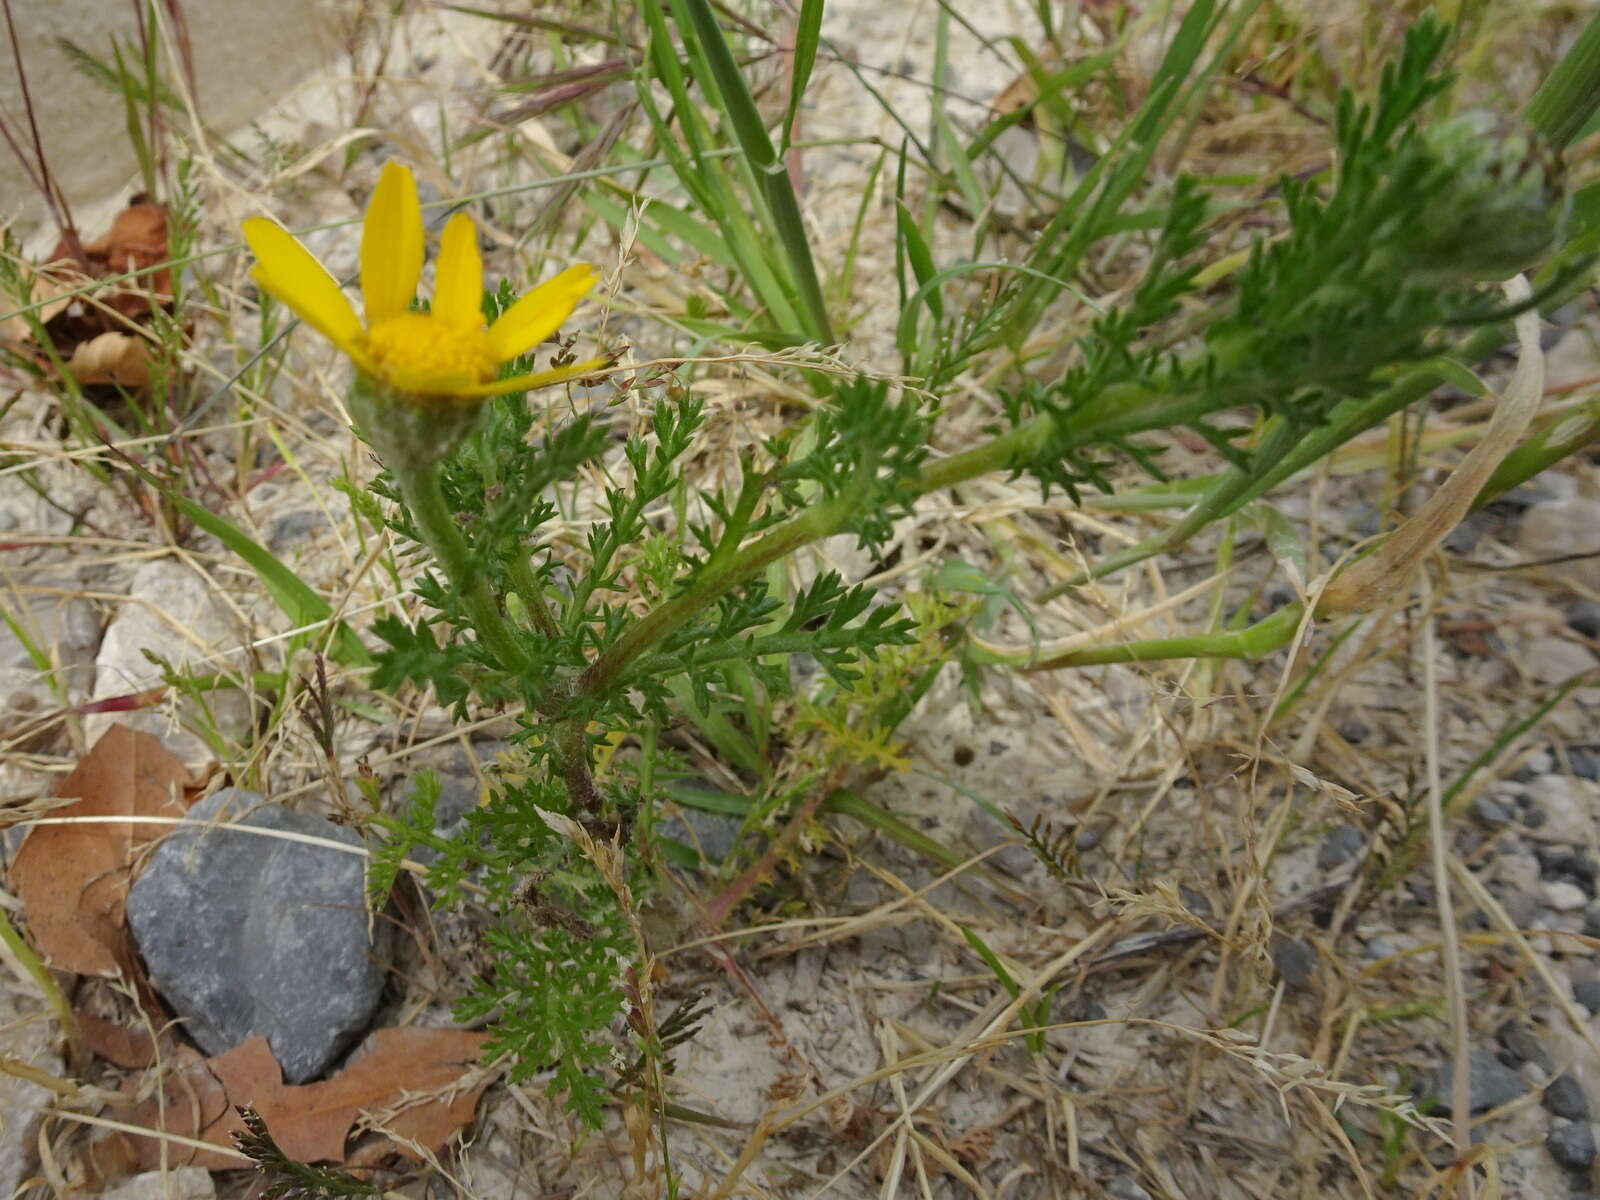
xmin=580 ymin=482 xmax=866 ymax=700
xmin=966 ymin=602 xmax=1304 ymax=671
xmin=394 ymin=458 xmax=530 ymax=676
xmin=1526 ymin=11 xmax=1600 ymax=149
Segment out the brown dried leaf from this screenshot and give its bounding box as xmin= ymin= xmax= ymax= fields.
xmin=112 ymin=1028 xmax=491 ymax=1170
xmin=65 ymin=331 xmax=153 ymax=388
xmin=50 ymin=201 xmax=172 ymax=320
xmin=77 ymin=1014 xmax=160 ymax=1070
xmin=9 ymin=724 xmax=195 ymax=976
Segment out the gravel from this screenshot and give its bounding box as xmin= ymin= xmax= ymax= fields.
xmin=1548 ymin=1121 xmax=1598 ymax=1171
xmin=1545 ymin=1074 xmax=1591 ymax=1122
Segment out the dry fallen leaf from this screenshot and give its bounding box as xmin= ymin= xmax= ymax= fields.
xmin=77 ymin=1014 xmax=160 ymax=1070
xmin=110 ymin=1028 xmax=492 ymax=1171
xmin=0 ymin=198 xmax=174 ymax=392
xmin=65 ymin=331 xmax=154 ymax=388
xmin=50 ymin=200 xmax=172 ymax=321
xmin=9 ymin=724 xmax=195 ymax=976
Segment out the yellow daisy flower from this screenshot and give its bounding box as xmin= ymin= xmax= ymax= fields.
xmin=242 ymin=161 xmax=601 ymax=403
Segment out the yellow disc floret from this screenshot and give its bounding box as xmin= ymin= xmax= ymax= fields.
xmin=240 ymin=160 xmax=602 ymax=404
xmin=364 ymin=312 xmax=497 ymax=397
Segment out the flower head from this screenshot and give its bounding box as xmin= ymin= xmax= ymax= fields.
xmin=242 ymin=161 xmax=601 ymax=403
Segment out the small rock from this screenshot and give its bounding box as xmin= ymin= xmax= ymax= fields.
xmin=268 ymin=509 xmax=329 ymax=548
xmin=1530 ymin=776 xmax=1595 ymax=844
xmin=1583 ymin=902 xmax=1600 ymax=939
xmin=1338 ymin=717 xmax=1370 ymax=745
xmin=1569 ymin=746 xmax=1600 ymax=782
xmin=1499 ymin=1021 xmax=1555 ymax=1072
xmin=85 ymin=560 xmax=249 ymax=764
xmin=1105 ymin=1179 xmax=1153 ymax=1200
xmin=1443 ymin=515 xmax=1487 ymax=554
xmin=660 ymin=804 xmax=744 ymax=863
xmin=1428 ymin=1049 xmax=1527 ymax=1113
xmin=1569 ymin=599 xmax=1600 ymax=640
xmin=1519 ymin=498 xmax=1600 ymax=593
xmin=1549 ymin=1121 xmax=1598 ymax=1171
xmin=127 ymin=788 xmax=387 ymax=1082
xmin=1365 ymin=937 xmax=1401 ymax=961
xmin=1271 ymin=936 xmax=1317 ymax=989
xmin=1546 ymin=880 xmax=1590 ymax=912
xmin=1472 ymin=796 xmax=1514 ymax=829
xmin=100 ymin=1167 xmax=214 ymax=1200
xmin=1317 ymin=824 xmax=1365 ymax=869
xmin=1545 ymin=1073 xmax=1591 ymax=1121
xmin=1575 ymin=979 xmax=1600 ymax=1014
xmin=1522 ymin=636 xmax=1600 ymax=686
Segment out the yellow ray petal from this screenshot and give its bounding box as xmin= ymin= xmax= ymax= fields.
xmin=361 ymin=161 xmax=424 ymax=325
xmin=241 ymin=217 xmax=363 ymax=353
xmin=462 ymin=357 xmax=607 ymax=397
xmin=483 ymin=264 xmax=599 ymax=364
xmin=432 ymin=212 xmax=484 ymax=332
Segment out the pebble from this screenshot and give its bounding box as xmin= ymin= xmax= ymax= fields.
xmin=1549 ymin=1121 xmax=1598 ymax=1171
xmin=1105 ymin=1179 xmax=1153 ymax=1200
xmin=1546 ymin=881 xmax=1590 ymax=912
xmin=126 ymin=788 xmax=387 ymax=1082
xmin=1271 ymin=936 xmax=1317 ymax=989
xmin=1471 ymin=795 xmax=1514 ymax=829
xmin=1500 ymin=1021 xmax=1556 ymax=1073
xmin=1584 ymin=903 xmax=1600 ymax=939
xmin=1317 ymin=824 xmax=1365 ymax=869
xmin=1569 ymin=746 xmax=1600 ymax=782
xmin=1522 ymin=636 xmax=1600 ymax=686
xmin=1428 ymin=1050 xmax=1527 ymax=1113
xmin=1338 ymin=717 xmax=1370 ymax=745
xmin=1545 ymin=1073 xmax=1592 ymax=1121
xmin=1570 ymin=599 xmax=1600 ymax=640
xmin=1575 ymin=979 xmax=1600 ymax=1014
xmin=1530 ymin=776 xmax=1595 ymax=844
xmin=84 ymin=560 xmax=249 ymax=764
xmin=1518 ymin=498 xmax=1600 ymax=593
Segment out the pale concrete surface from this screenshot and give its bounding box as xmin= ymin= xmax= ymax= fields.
xmin=1 ymin=0 xmax=335 ymax=233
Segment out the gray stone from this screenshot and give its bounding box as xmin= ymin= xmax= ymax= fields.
xmin=268 ymin=509 xmax=329 ymax=549
xmin=1519 ymin=499 xmax=1600 ymax=594
xmin=1271 ymin=936 xmax=1317 ymax=989
xmin=85 ymin=559 xmax=249 ymax=765
xmin=1570 ymin=599 xmax=1600 ymax=640
xmin=1549 ymin=1121 xmax=1598 ymax=1171
xmin=1428 ymin=1050 xmax=1527 ymax=1113
xmin=1530 ymin=776 xmax=1596 ymax=845
xmin=1546 ymin=1073 xmax=1591 ymax=1121
xmin=1471 ymin=796 xmax=1514 ymax=829
xmin=127 ymin=788 xmax=386 ymax=1082
xmin=660 ymin=804 xmax=744 ymax=863
xmin=1317 ymin=824 xmax=1365 ymax=869
xmin=1522 ymin=636 xmax=1599 ymax=687
xmin=1584 ymin=902 xmax=1600 ymax=940
xmin=1575 ymin=979 xmax=1600 ymax=1014
xmin=1547 ymin=880 xmax=1590 ymax=912
xmin=1500 ymin=1022 xmax=1555 ymax=1072
xmin=1105 ymin=1180 xmax=1153 ymax=1200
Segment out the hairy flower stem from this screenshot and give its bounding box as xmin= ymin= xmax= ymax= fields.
xmin=393 ymin=457 xmax=531 ymax=676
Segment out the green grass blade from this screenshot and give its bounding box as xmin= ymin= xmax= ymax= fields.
xmin=782 ymin=0 xmax=824 ymax=152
